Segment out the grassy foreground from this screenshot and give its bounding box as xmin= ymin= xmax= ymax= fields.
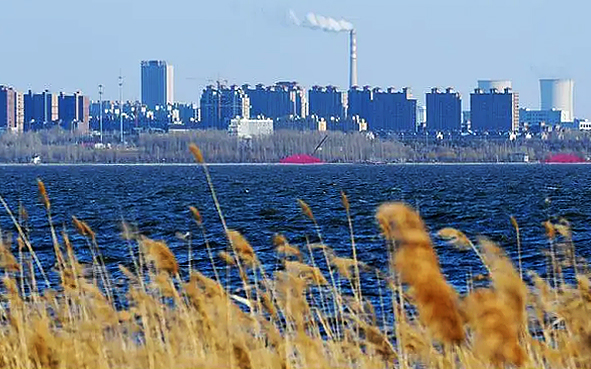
xmin=0 ymin=144 xmax=589 ymax=369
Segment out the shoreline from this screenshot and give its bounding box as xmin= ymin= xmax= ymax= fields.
xmin=1 ymin=161 xmax=589 ymax=167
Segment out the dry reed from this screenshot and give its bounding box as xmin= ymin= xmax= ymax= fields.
xmin=376 ymin=203 xmax=465 ymax=344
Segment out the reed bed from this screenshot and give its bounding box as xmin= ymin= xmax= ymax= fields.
xmin=0 ymin=145 xmax=589 ymax=368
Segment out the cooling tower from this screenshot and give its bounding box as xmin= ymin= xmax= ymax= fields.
xmin=349 ymin=29 xmax=358 ymax=88
xmin=540 ymin=79 xmax=574 ymax=122
xmin=477 ymin=80 xmax=512 ymax=92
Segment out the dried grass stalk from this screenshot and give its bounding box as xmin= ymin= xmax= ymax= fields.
xmin=376 ymin=202 xmax=465 ymax=344
xmin=462 ymin=289 xmax=526 ymax=367
xmin=140 ymin=238 xmax=178 ymax=275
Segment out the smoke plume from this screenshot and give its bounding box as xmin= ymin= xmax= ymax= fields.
xmin=289 ymin=9 xmax=353 ymax=32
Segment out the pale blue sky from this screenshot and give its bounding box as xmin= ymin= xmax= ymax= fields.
xmin=0 ymin=0 xmax=588 ymax=115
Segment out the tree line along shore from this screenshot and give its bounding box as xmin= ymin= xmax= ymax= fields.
xmin=0 ymin=128 xmax=590 ymax=164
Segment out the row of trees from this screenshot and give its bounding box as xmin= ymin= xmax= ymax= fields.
xmin=0 ymin=128 xmax=590 ymax=163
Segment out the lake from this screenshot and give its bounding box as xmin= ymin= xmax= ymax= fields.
xmin=1 ymin=163 xmax=589 ymax=295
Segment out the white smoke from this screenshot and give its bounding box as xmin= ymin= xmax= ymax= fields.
xmin=289 ymin=9 xmax=353 ymax=32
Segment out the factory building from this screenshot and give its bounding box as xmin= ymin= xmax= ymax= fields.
xmin=519 ymin=108 xmax=567 ymax=129
xmin=540 ymin=79 xmax=574 ymax=122
xmin=426 ymin=87 xmax=461 ymax=132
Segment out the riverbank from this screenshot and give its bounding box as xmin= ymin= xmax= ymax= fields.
xmin=1 ymin=128 xmax=590 ymax=164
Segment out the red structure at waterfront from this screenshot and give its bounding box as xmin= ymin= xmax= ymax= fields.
xmin=543 ymin=153 xmax=586 ymax=163
xmin=280 ymin=135 xmax=328 ymax=164
xmin=280 ymin=154 xmax=324 ymax=164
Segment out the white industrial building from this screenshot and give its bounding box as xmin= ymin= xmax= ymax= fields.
xmin=578 ymin=119 xmax=591 ymax=131
xmin=540 ymin=79 xmax=574 ymax=122
xmin=520 ymin=108 xmax=568 ymax=127
xmin=228 ymin=117 xmax=273 ymax=138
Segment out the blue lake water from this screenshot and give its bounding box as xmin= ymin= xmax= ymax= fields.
xmin=0 ymin=163 xmax=590 ymax=296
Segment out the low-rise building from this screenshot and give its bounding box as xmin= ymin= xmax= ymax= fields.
xmin=520 ymin=108 xmax=568 ymax=128
xmin=578 ymin=119 xmax=591 ymax=131
xmin=228 ymin=117 xmax=273 ymax=138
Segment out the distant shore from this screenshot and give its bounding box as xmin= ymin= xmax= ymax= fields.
xmin=2 ymin=161 xmax=589 ymax=167
xmin=1 ymin=128 xmax=590 ymax=165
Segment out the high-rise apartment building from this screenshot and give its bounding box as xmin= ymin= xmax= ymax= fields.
xmin=141 ymin=60 xmax=174 ymax=109
xmin=0 ymin=86 xmax=16 ymax=132
xmin=372 ymin=87 xmax=417 ymax=132
xmin=24 ymin=90 xmax=58 ymax=129
xmin=58 ymin=91 xmax=90 ymax=133
xmin=200 ymin=84 xmax=250 ymax=129
xmin=0 ymin=86 xmax=25 ymax=133
xmin=470 ymin=87 xmax=519 ymax=132
xmin=426 ymin=87 xmax=462 ymax=132
xmin=243 ymin=84 xmax=268 ymax=118
xmin=347 ymin=86 xmax=373 ymax=123
xmin=308 ymin=86 xmax=347 ymax=120
xmin=243 ymin=82 xmax=308 ymax=120
xmin=14 ymin=91 xmax=24 ymax=132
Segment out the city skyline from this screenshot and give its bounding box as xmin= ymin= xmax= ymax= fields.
xmin=0 ymin=0 xmax=588 ymax=116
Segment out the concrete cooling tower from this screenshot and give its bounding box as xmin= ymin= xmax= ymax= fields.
xmin=477 ymin=80 xmax=512 ymax=92
xmin=540 ymin=79 xmax=574 ymax=122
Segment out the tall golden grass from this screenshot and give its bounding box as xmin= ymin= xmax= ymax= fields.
xmin=0 ymin=145 xmax=588 ymax=368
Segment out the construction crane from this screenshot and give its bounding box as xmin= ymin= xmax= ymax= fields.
xmin=186 ymin=76 xmax=229 ymax=126
xmin=311 ymin=134 xmax=329 ymax=156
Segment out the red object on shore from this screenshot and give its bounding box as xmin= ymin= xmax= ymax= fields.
xmin=280 ymin=154 xmax=324 ymax=164
xmin=543 ymin=153 xmax=586 ymax=163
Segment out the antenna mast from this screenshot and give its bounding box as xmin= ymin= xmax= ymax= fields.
xmin=118 ymin=73 xmax=124 ymax=144
xmin=98 ymin=84 xmax=103 ymax=143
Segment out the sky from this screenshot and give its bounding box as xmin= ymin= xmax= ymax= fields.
xmin=0 ymin=0 xmax=589 ymax=116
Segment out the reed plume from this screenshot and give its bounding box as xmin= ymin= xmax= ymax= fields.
xmin=140 ymin=238 xmax=179 ymax=275
xmin=462 ymin=289 xmax=526 ymax=367
xmin=0 ymin=241 xmax=19 ymax=272
xmin=219 ymin=251 xmax=236 ymax=266
xmin=341 ymin=191 xmax=350 ymax=212
xmin=376 ymin=202 xmax=465 ymax=344
xmin=228 ymin=230 xmax=255 ymax=258
xmin=480 ymin=238 xmax=527 ymax=331
xmin=543 ymin=220 xmax=556 ymax=240
xmin=188 ymin=143 xmax=204 ymax=163
xmin=189 ymin=206 xmax=203 ymax=225
xmin=298 ymin=199 xmax=314 ymax=221
xmin=510 ymin=215 xmax=523 ymax=278
xmin=274 ymin=234 xmax=301 ymax=260
xmin=37 ymin=179 xmax=50 ymax=211
xmin=437 ymin=227 xmax=473 ymax=250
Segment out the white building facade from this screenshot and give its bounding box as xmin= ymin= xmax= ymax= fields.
xmin=228 ymin=117 xmax=274 ymax=138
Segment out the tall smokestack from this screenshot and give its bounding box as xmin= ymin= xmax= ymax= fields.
xmin=349 ymin=29 xmax=358 ymax=88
